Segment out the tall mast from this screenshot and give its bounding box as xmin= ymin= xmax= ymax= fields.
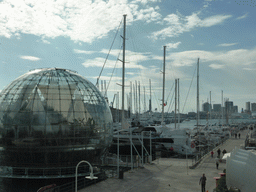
xmin=130 ymin=81 xmax=132 ymax=116
xmin=175 ymin=79 xmax=177 ymax=129
xmin=144 ymin=86 xmax=146 ymax=112
xmin=222 ymin=90 xmax=224 ymax=126
xmin=210 ymin=91 xmax=211 ymax=124
xmin=135 ymin=80 xmax=138 ymax=116
xmin=161 ymin=46 xmax=166 ymax=125
xmin=178 ymin=78 xmax=180 ymax=129
xmin=149 ymin=79 xmax=152 ymax=112
xmin=196 ymin=58 xmax=200 ymax=128
xmin=121 ymin=14 xmax=126 ymax=129
xmin=139 ymin=81 xmax=141 ymax=120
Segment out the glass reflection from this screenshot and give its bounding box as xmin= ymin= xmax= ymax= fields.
xmin=0 ymin=68 xmax=113 ymax=169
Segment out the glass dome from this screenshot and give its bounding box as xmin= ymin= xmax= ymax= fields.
xmin=0 ymin=68 xmax=113 ymax=178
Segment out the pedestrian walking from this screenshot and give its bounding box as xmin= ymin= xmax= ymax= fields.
xmin=217 ymin=148 xmax=221 ymax=158
xmin=210 ymin=150 xmax=214 ymax=158
xmin=222 ymin=149 xmax=227 ymax=156
xmin=199 ymin=174 xmax=207 ymax=192
xmin=215 ymin=158 xmax=219 ymax=169
xmin=238 ymin=133 xmax=241 ymax=139
xmin=235 ymin=133 xmax=237 ymax=139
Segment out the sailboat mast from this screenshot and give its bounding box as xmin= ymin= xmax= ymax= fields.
xmin=175 ymin=79 xmax=177 ymax=129
xmin=210 ymin=91 xmax=212 ymax=124
xmin=196 ymin=58 xmax=200 ymax=128
xmin=178 ymin=78 xmax=180 ymax=129
xmin=162 ymin=46 xmax=166 ymax=125
xmin=222 ymin=90 xmax=224 ymax=126
xmin=149 ymin=79 xmax=152 ymax=112
xmin=121 ymin=14 xmax=126 ymax=129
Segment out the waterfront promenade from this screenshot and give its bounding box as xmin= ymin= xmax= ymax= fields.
xmin=79 ymin=130 xmax=247 ymax=192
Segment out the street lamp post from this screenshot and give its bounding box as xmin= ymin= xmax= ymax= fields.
xmin=75 ymin=160 xmax=98 ymax=192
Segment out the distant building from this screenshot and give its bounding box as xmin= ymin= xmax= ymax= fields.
xmin=246 ymin=102 xmax=251 ymax=112
xmin=188 ymin=112 xmax=196 ymax=119
xmin=202 ymin=102 xmax=211 ymax=112
xmin=225 ymin=100 xmax=234 ymax=114
xmin=233 ymin=106 xmax=238 ymax=113
xmin=213 ymin=104 xmax=221 ymax=112
xmin=251 ymin=103 xmax=256 ymax=112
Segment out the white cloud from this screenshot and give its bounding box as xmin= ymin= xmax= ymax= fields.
xmin=150 ymin=12 xmax=232 ymax=40
xmin=82 ymin=57 xmax=146 ymax=69
xmin=243 ymin=68 xmax=256 ymax=71
xmin=74 ymin=49 xmax=95 ymax=54
xmin=42 ymin=39 xmax=51 ymax=44
xmin=0 ymin=0 xmax=162 ymax=43
xmin=237 ymin=13 xmax=248 ymax=20
xmin=100 ymin=49 xmax=151 ymax=63
xmin=218 ymin=43 xmax=238 ymax=47
xmin=166 ymin=42 xmax=181 ymax=49
xmin=131 ymin=0 xmax=161 ymax=4
xmin=150 ymin=48 xmax=256 ymax=69
xmin=199 ymin=15 xmax=232 ymax=27
xmin=20 ymin=55 xmax=41 ymax=61
xmin=133 ymin=6 xmax=161 ymax=23
xmin=209 ymin=64 xmax=225 ymax=69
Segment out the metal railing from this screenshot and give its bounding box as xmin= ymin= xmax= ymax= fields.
xmin=0 ymin=165 xmax=90 ymax=179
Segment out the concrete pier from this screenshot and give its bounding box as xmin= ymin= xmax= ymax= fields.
xmin=79 ymin=130 xmax=247 ymax=192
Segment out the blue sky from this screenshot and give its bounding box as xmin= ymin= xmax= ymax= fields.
xmin=0 ymin=0 xmax=255 ymax=113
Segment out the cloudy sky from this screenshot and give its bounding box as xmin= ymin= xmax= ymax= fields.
xmin=0 ymin=0 xmax=255 ymax=113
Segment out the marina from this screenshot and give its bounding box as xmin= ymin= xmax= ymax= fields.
xmin=0 ymin=1 xmax=255 ymax=191
xmin=79 ymin=125 xmax=255 ymax=192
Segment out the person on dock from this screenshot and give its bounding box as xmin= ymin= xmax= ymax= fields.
xmin=238 ymin=133 xmax=241 ymax=139
xmin=210 ymin=150 xmax=214 ymax=158
xmin=217 ymin=148 xmax=221 ymax=158
xmin=215 ymin=158 xmax=219 ymax=169
xmin=222 ymin=149 xmax=227 ymax=156
xmin=199 ymin=174 xmax=207 ymax=192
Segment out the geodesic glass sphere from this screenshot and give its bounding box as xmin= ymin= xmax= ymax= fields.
xmin=0 ymin=68 xmax=113 ymax=174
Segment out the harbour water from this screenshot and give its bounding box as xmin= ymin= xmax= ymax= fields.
xmin=167 ymin=118 xmax=256 ymax=130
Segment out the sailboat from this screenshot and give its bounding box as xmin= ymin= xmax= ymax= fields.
xmin=142 ymin=47 xmax=196 ymax=156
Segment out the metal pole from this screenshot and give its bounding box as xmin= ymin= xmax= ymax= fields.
xmin=162 ymin=46 xmax=166 ymax=125
xmin=144 ymin=86 xmax=146 ymax=113
xmin=186 ymin=148 xmax=188 ymax=175
xmin=130 ymin=81 xmax=132 ymax=115
xmin=121 ymin=14 xmax=126 ymax=130
xmin=141 ymin=131 xmax=144 ymax=167
xmin=196 ymin=58 xmax=200 ymax=154
xmin=139 ymin=81 xmax=141 ymax=121
xmin=197 ymin=58 xmax=200 ymax=128
xmin=117 ymin=130 xmax=120 ymax=178
xmin=149 ymin=79 xmax=152 ymax=112
xmin=210 ymin=91 xmax=211 ymax=124
xmin=222 ymin=90 xmax=224 ymax=126
xmin=130 ymin=127 xmax=133 ymax=170
xmin=150 ymin=131 xmax=152 ymax=163
xmin=178 ymin=79 xmax=180 ymax=129
xmin=175 ymin=79 xmax=177 ymax=129
xmin=135 ymin=80 xmax=138 ymax=115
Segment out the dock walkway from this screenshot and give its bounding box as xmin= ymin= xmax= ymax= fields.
xmin=79 ymin=130 xmax=247 ymax=192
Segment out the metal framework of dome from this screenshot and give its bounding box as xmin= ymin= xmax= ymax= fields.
xmin=0 ymin=68 xmax=113 ymax=178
